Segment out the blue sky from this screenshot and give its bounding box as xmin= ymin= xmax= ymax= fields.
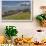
xmin=2 ymin=1 xmax=31 ymax=12
xmin=2 ymin=0 xmax=31 ymax=1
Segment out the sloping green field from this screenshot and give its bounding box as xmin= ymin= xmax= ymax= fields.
xmin=2 ymin=12 xmax=31 ymax=20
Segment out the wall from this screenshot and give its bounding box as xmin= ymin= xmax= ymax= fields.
xmin=0 ymin=0 xmax=46 ymax=41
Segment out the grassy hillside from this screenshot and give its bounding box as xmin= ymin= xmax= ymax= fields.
xmin=2 ymin=12 xmax=31 ymax=20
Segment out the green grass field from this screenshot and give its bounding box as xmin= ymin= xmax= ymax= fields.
xmin=2 ymin=12 xmax=31 ymax=20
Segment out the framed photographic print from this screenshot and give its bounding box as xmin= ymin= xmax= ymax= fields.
xmin=2 ymin=0 xmax=32 ymax=21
